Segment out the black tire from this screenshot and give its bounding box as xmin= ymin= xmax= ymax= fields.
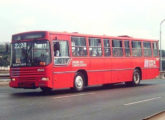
xmin=74 ymin=72 xmax=85 ymax=92
xmin=102 ymin=84 xmax=114 ymax=88
xmin=125 ymin=69 xmax=141 ymax=86
xmin=40 ymin=87 xmax=53 ymax=93
xmin=125 ymin=81 xmax=132 ymax=86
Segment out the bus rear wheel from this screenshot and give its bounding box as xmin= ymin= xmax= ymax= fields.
xmin=74 ymin=72 xmax=85 ymax=92
xmin=40 ymin=87 xmax=53 ymax=93
xmin=125 ymin=69 xmax=141 ymax=86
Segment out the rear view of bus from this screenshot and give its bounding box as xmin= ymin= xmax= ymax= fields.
xmin=10 ymin=31 xmax=52 ymax=91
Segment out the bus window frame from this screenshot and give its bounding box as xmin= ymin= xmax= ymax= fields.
xmin=112 ymin=39 xmax=123 ymax=57
xmin=124 ymin=40 xmax=131 ymax=57
xmin=103 ymin=38 xmax=111 ymax=57
xmin=53 ymin=40 xmax=71 ymax=66
xmin=88 ymin=37 xmax=103 ymax=57
xmin=131 ymin=40 xmax=142 ymax=57
xmin=71 ymin=36 xmax=88 ymax=57
xmin=152 ymin=42 xmax=159 ymax=57
xmin=143 ymin=41 xmax=152 ymax=57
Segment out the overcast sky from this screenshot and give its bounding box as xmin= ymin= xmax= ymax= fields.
xmin=0 ymin=0 xmax=165 ymax=49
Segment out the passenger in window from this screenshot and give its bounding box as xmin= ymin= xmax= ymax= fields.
xmin=105 ymin=49 xmax=110 ymax=56
xmin=133 ymin=49 xmax=136 ymax=56
xmin=78 ymin=48 xmax=84 ymax=56
xmin=75 ymin=47 xmax=79 ymax=56
xmin=114 ymin=48 xmax=118 ymax=56
xmin=125 ymin=49 xmax=130 ymax=56
xmin=55 ymin=50 xmax=60 ymax=56
xmin=97 ymin=48 xmax=102 ymax=56
xmin=92 ymin=49 xmax=97 ymax=56
xmin=72 ymin=48 xmax=76 ymax=56
xmin=54 ymin=43 xmax=60 ymax=57
xmin=98 ymin=42 xmax=101 ymax=47
xmin=114 ymin=48 xmax=122 ymax=56
xmin=117 ymin=49 xmax=120 ymax=56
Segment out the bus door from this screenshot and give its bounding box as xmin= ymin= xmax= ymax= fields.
xmin=52 ymin=36 xmax=74 ymax=89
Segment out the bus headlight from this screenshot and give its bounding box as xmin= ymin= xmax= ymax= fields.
xmin=11 ymin=78 xmax=16 ymax=81
xmin=41 ymin=77 xmax=49 ymax=81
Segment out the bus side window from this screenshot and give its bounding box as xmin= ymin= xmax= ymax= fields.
xmin=153 ymin=42 xmax=158 ymax=57
xmin=89 ymin=38 xmax=102 ymax=57
xmin=112 ymin=40 xmax=123 ymax=57
xmin=143 ymin=42 xmax=152 ymax=57
xmin=54 ymin=42 xmax=60 ymax=57
xmin=71 ymin=37 xmax=87 ymax=57
xmin=103 ymin=39 xmax=111 ymax=56
xmin=132 ymin=41 xmax=142 ymax=57
xmin=124 ymin=41 xmax=130 ymax=57
xmin=53 ymin=41 xmax=70 ymax=65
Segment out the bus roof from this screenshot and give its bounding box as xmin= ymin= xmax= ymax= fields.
xmin=12 ymin=31 xmax=158 ymax=42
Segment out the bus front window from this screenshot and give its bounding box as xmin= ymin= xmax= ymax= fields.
xmin=11 ymin=40 xmax=51 ymax=67
xmin=11 ymin=42 xmax=27 ymax=67
xmin=33 ymin=41 xmax=51 ymax=66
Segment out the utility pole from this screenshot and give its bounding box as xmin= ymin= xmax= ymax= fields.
xmin=160 ymin=19 xmax=165 ymax=71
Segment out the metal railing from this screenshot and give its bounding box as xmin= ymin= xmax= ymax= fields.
xmin=0 ymin=66 xmax=10 ymax=71
xmin=161 ymin=58 xmax=165 ymax=71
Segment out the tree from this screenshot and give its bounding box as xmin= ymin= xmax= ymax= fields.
xmin=0 ymin=43 xmax=10 ymax=66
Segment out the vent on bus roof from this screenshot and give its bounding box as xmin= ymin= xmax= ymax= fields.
xmin=118 ymin=35 xmax=132 ymax=38
xmin=72 ymin=32 xmax=79 ymax=34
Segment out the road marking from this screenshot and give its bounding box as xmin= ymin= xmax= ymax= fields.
xmin=124 ymin=97 xmax=161 ymax=106
xmin=54 ymin=92 xmax=95 ymax=99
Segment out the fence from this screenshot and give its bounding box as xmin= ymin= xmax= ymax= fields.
xmin=0 ymin=66 xmax=10 ymax=71
xmin=162 ymin=58 xmax=165 ymax=71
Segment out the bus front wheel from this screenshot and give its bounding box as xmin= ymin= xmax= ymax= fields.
xmin=40 ymin=87 xmax=53 ymax=93
xmin=74 ymin=72 xmax=85 ymax=92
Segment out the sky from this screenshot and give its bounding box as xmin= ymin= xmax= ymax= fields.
xmin=0 ymin=0 xmax=165 ymax=49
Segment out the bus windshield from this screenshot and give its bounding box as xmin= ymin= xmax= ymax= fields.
xmin=11 ymin=40 xmax=51 ymax=67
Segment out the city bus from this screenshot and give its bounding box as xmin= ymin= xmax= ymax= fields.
xmin=9 ymin=31 xmax=160 ymax=92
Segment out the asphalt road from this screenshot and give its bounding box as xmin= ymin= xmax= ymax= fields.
xmin=0 ymin=79 xmax=165 ymax=120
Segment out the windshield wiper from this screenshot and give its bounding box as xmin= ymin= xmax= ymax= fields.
xmin=26 ymin=42 xmax=33 ymax=65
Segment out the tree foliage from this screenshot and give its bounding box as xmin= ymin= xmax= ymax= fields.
xmin=0 ymin=43 xmax=10 ymax=66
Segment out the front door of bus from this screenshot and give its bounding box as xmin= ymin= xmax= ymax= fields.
xmin=52 ymin=36 xmax=73 ymax=89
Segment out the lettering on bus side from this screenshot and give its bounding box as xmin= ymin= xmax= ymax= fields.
xmin=72 ymin=61 xmax=87 ymax=67
xmin=144 ymin=59 xmax=157 ymax=68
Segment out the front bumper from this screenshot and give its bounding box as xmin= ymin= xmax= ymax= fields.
xmin=9 ymin=77 xmax=49 ymax=89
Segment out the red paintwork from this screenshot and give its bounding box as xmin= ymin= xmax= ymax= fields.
xmin=9 ymin=31 xmax=160 ymax=89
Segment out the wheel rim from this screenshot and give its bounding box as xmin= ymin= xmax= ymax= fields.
xmin=134 ymin=71 xmax=140 ymax=84
xmin=75 ymin=76 xmax=83 ymax=89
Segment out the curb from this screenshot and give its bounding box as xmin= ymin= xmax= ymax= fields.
xmin=143 ymin=111 xmax=165 ymax=120
xmin=0 ymin=81 xmax=9 ymax=86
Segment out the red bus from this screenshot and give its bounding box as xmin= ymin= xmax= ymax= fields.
xmin=9 ymin=31 xmax=160 ymax=92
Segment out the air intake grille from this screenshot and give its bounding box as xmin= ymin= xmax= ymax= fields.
xmin=11 ymin=68 xmax=45 ymax=77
